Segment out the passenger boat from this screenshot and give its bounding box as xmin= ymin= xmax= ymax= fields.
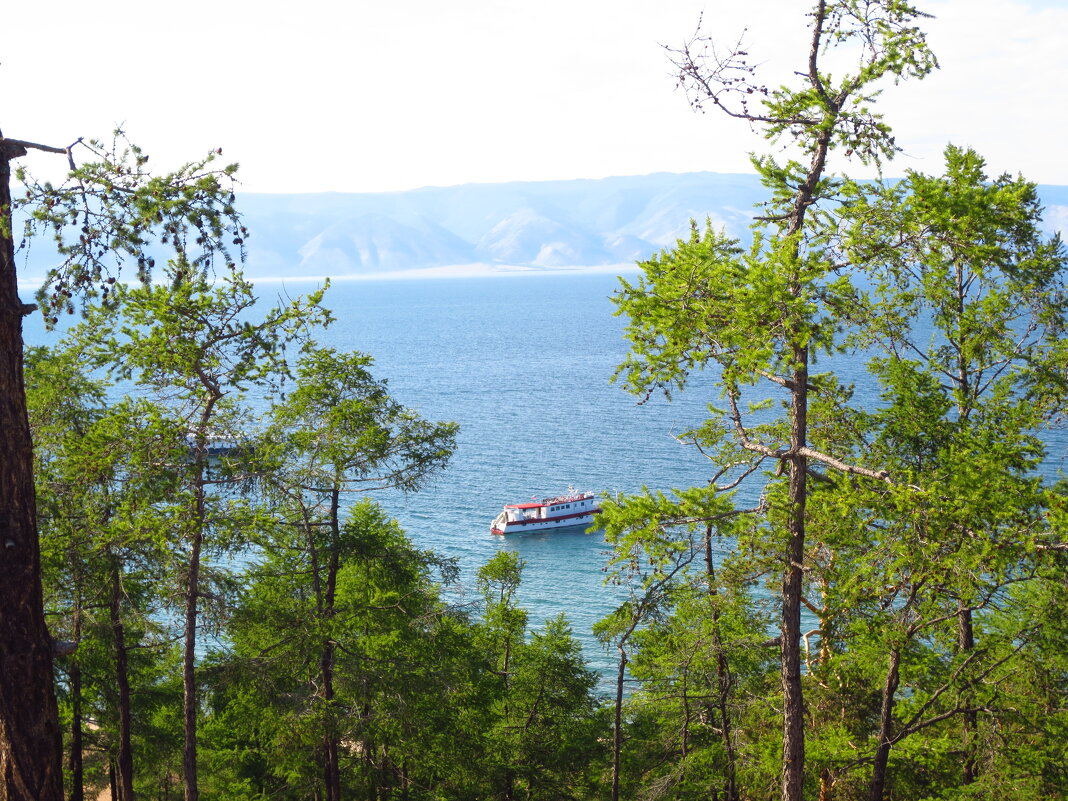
xmin=490 ymin=489 xmax=600 ymax=535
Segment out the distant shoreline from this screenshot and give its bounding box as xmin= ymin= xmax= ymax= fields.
xmin=17 ymin=262 xmax=642 ymax=291
xmin=251 ymin=262 xmax=642 ymax=283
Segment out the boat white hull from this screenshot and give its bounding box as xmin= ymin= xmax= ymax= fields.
xmin=490 ymin=511 xmax=597 ymax=535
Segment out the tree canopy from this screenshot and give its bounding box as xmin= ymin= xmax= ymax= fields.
xmin=5 ymin=4 xmax=1068 ymax=800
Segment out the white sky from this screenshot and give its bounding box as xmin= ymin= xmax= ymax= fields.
xmin=4 ymin=0 xmax=1066 ymax=193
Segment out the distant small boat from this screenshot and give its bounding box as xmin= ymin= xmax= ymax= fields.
xmin=490 ymin=489 xmax=600 ymax=535
xmin=183 ymin=431 xmax=239 ymax=459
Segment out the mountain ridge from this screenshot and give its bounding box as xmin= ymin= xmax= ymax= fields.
xmin=236 ymin=172 xmax=1068 ymax=278
xmin=17 ymin=172 xmax=1068 ymax=280
xmin=236 ymin=171 xmax=770 ymax=277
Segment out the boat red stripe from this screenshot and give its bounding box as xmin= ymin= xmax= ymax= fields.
xmin=501 ymin=509 xmax=600 ymax=527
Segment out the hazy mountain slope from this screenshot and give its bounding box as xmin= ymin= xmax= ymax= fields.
xmin=15 ymin=172 xmax=1067 ymax=280
xmin=237 ymin=172 xmax=771 ymax=277
xmin=295 ymin=214 xmax=475 ymax=274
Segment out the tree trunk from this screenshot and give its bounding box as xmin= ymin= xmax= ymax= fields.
xmin=610 ymin=641 xmax=627 ymax=801
xmin=868 ymin=648 xmax=901 ymax=801
xmin=0 ymin=137 xmax=64 ymax=801
xmin=182 ymin=525 xmax=202 ymax=801
xmin=68 ymin=648 xmax=84 ymax=801
xmin=774 ymin=5 xmax=839 ymax=793
xmin=818 ymin=768 xmax=834 ymax=801
xmin=781 ymin=347 xmax=809 ymax=801
xmin=954 ymin=254 xmax=978 ymax=788
xmin=68 ymin=580 xmax=85 ymax=801
xmin=321 ymin=650 xmax=340 ymax=801
xmin=379 ymin=743 xmax=392 ymax=800
xmin=958 ymin=607 xmax=977 ymax=785
xmin=182 ymin=410 xmax=218 ymax=801
xmin=321 ymin=490 xmax=341 ymax=801
xmin=362 ymin=700 xmax=376 ymax=801
xmin=704 ymin=525 xmax=738 ymax=801
xmin=109 ymin=557 xmax=135 ymax=801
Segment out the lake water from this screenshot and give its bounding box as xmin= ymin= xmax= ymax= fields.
xmin=298 ymin=271 xmax=722 ymax=680
xmin=24 ymin=269 xmax=1068 ymax=683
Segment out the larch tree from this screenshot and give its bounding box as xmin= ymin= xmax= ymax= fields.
xmin=68 ymin=271 xmax=329 ymax=801
xmin=1 ymin=128 xmax=249 ymax=800
xmin=833 ymin=145 xmax=1068 ymax=799
xmin=0 ymin=131 xmax=67 ymax=801
xmin=250 ymin=345 xmax=458 ymax=801
xmin=206 ymin=499 xmax=462 ymax=801
xmin=610 ymin=3 xmax=936 ymax=800
xmin=473 ymin=557 xmax=599 ymax=801
xmin=27 ymin=346 xmax=176 ymax=801
xmin=594 ymin=497 xmax=775 ymax=801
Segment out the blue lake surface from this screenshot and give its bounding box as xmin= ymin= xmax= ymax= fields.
xmin=23 ymin=269 xmax=1068 ymax=683
xmin=299 ymin=271 xmax=721 ymax=680
xmin=22 ymin=271 xmax=719 ymax=680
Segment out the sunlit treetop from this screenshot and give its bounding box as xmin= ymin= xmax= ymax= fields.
xmin=668 ymin=0 xmax=938 ymax=168
xmin=14 ymin=129 xmax=245 ymax=327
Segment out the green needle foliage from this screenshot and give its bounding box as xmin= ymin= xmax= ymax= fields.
xmin=477 ymin=552 xmax=602 ymax=801
xmin=28 ymin=345 xmax=192 ymax=800
xmin=3 ymin=127 xmax=257 ymax=800
xmin=15 ymin=17 xmax=1068 ymax=797
xmin=50 ymin=267 xmax=331 ymax=801
xmin=604 ymin=5 xmax=1068 ymax=801
xmin=17 ymin=130 xmax=245 ymax=324
xmin=204 ymin=501 xmax=469 ymax=800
